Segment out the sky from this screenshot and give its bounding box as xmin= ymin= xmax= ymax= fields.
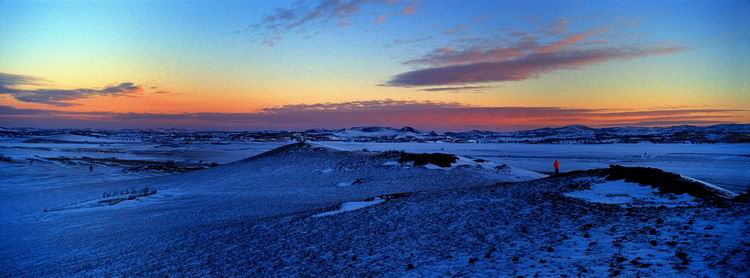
xmin=0 ymin=0 xmax=748 ymax=131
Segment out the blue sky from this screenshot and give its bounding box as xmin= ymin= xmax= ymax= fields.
xmin=1 ymin=0 xmax=748 ymax=130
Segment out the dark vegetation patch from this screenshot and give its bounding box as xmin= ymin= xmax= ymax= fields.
xmin=494 ymin=164 xmax=509 ymax=170
xmin=23 ymin=138 xmax=84 ymax=144
xmin=99 ymin=187 xmax=157 ymax=206
xmin=40 ymin=156 xmax=212 ymax=173
xmin=558 ymin=168 xmax=609 ymax=178
xmin=124 ymin=161 xmax=206 ymax=173
xmin=397 ymin=152 xmax=458 ymax=167
xmin=733 ymin=191 xmax=750 ymax=203
xmin=371 ymin=192 xmax=414 ymax=201
xmin=605 ymin=165 xmax=732 ymax=202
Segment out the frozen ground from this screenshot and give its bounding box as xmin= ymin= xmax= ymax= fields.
xmin=0 ymin=141 xmax=747 ymax=276
xmin=563 ymin=180 xmax=700 ymax=207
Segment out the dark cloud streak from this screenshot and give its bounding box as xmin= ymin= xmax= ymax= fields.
xmin=0 ymin=72 xmax=144 ymax=106
xmin=390 ymin=22 xmax=686 ymax=87
xmin=387 ymin=46 xmax=685 ymax=87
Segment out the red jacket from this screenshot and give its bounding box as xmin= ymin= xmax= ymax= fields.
xmin=554 ymin=160 xmax=560 ymax=169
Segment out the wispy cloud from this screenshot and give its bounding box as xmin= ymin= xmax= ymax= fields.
xmin=1 ymin=101 xmax=742 ymax=131
xmin=263 ymin=0 xmax=368 ymax=31
xmin=0 ymin=72 xmax=144 ymax=106
xmin=253 ymin=0 xmax=370 ymax=45
xmin=262 ymin=99 xmax=463 ymax=113
xmin=252 ymin=0 xmax=417 ymax=46
xmin=536 ymin=30 xmax=603 ymax=54
xmin=0 ymin=72 xmax=46 ymax=87
xmin=444 ymin=24 xmax=469 ymax=35
xmin=402 ymin=1 xmax=417 ymax=15
xmin=542 ymin=18 xmax=570 ymax=35
xmin=374 ymin=14 xmax=387 ymax=24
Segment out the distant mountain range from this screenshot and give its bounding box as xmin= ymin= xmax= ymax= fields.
xmin=301 ymin=124 xmax=750 ymax=143
xmin=2 ymin=124 xmax=749 ymax=144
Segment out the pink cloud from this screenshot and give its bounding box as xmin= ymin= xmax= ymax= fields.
xmin=0 ymin=72 xmax=144 ymax=106
xmin=374 ymin=15 xmax=387 ymax=24
xmin=403 ymin=4 xmax=417 ymax=15
xmin=1 ymin=101 xmax=741 ymax=131
xmin=543 ymin=18 xmax=570 ymax=35
xmin=535 ymin=30 xmax=597 ymax=54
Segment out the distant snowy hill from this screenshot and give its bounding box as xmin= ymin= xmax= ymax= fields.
xmin=447 ymin=124 xmax=750 ymax=143
xmin=305 ymin=126 xmax=430 ymax=141
xmin=1 ymin=123 xmax=748 ymax=143
xmin=304 ymin=124 xmax=750 ymax=143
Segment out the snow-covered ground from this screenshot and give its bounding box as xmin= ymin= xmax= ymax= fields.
xmin=2 ymin=135 xmax=746 ymax=193
xmin=564 ymin=180 xmax=700 ymax=207
xmin=0 ymin=143 xmax=546 ymax=275
xmin=0 ymin=142 xmax=747 ymax=276
xmin=0 ymin=138 xmax=288 ymax=165
xmin=0 ymin=139 xmax=288 ymax=190
xmin=312 ymin=197 xmax=385 ymax=217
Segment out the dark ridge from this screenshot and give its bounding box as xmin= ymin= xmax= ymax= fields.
xmin=605 ymin=165 xmax=731 ymax=202
xmin=721 ymin=133 xmax=750 ymax=143
xmin=371 ymin=192 xmax=414 ymax=201
xmin=556 ymin=168 xmax=609 ymax=178
xmin=23 ymin=138 xmax=89 ymax=144
xmin=733 ymin=191 xmax=750 ymax=203
xmin=358 ymin=126 xmax=385 ymax=132
xmin=398 ymin=152 xmax=458 ymax=167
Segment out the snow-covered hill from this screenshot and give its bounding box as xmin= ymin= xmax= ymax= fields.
xmin=1 ymin=142 xmax=545 ymax=274
xmin=304 ymin=126 xmax=430 ymax=141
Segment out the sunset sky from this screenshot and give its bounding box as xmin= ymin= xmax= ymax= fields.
xmin=1 ymin=0 xmax=748 ymax=131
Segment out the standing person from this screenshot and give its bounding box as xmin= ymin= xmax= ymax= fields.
xmin=554 ymin=160 xmax=560 ymax=176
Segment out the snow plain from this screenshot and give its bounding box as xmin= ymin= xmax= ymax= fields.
xmin=2 ymin=136 xmax=747 ymax=193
